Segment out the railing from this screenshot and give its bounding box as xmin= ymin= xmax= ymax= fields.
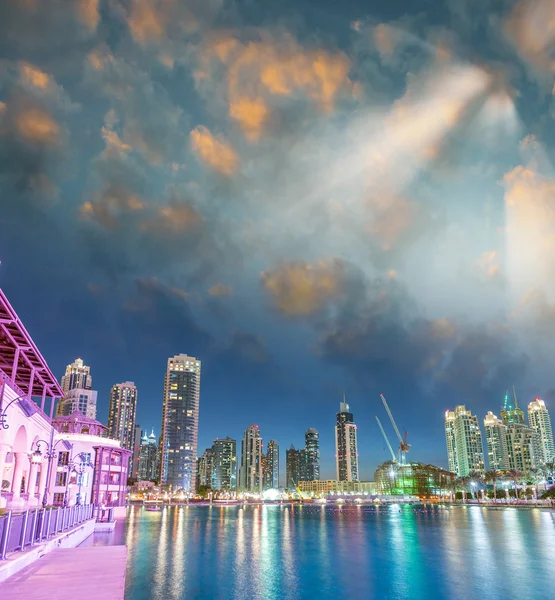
xmin=95 ymin=506 xmax=114 ymax=523
xmin=0 ymin=504 xmax=94 ymax=560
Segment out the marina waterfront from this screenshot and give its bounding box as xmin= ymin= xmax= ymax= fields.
xmin=82 ymin=504 xmax=555 ymax=600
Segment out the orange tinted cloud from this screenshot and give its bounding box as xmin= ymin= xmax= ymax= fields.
xmin=260 ymin=259 xmax=344 ymax=316
xmin=190 ymin=126 xmax=238 ymax=176
xmin=208 ymin=283 xmax=233 ymax=297
xmin=505 ymin=0 xmax=555 ymax=74
xmin=20 ymin=63 xmax=51 ymax=90
xmin=101 ymin=126 xmax=132 ymax=157
xmin=367 ymin=195 xmax=416 ymax=251
xmin=15 ymin=107 xmax=60 ymax=144
xmin=81 ymin=185 xmax=144 ymax=228
xmin=200 ymin=34 xmax=351 ymax=139
xmin=141 ymin=202 xmax=201 ymax=235
xmin=374 ymin=24 xmax=397 ymax=56
xmin=75 ymin=0 xmax=100 ymax=32
xmin=127 ymin=0 xmax=199 ymax=46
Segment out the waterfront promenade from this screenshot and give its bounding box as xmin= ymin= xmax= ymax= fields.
xmin=0 ymin=546 xmax=127 ymax=600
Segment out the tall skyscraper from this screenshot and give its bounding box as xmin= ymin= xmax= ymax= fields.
xmin=197 ymin=448 xmax=215 ymax=489
xmin=444 ymin=405 xmax=485 ymax=476
xmin=56 ymin=388 xmax=97 ymax=419
xmin=501 ymin=392 xmax=541 ymax=472
xmin=484 ymin=411 xmax=509 ymax=471
xmin=108 ymin=381 xmax=138 ymax=454
xmin=528 ymin=398 xmax=555 ymax=463
xmin=213 ymin=437 xmax=237 ymax=490
xmin=305 ymin=429 xmax=320 ymax=481
xmin=264 ymin=440 xmax=279 ymax=489
xmin=138 ymin=431 xmax=159 ymax=481
xmin=131 ymin=423 xmax=143 ymax=480
xmin=160 ymin=355 xmax=201 ymax=492
xmin=61 ymin=357 xmax=92 ymax=395
xmin=286 ymin=445 xmax=303 ymax=488
xmin=335 ymin=401 xmax=359 ymax=482
xmin=239 ymin=425 xmax=263 ymax=493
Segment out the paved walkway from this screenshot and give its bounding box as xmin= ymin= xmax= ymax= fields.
xmin=0 ymin=546 xmax=127 ymax=599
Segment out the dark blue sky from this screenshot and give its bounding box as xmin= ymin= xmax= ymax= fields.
xmin=1 ymin=0 xmax=555 ymax=481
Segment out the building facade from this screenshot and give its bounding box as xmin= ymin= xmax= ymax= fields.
xmin=528 ymin=398 xmax=555 ymax=463
xmin=375 ymin=461 xmax=455 ymax=497
xmin=212 ymin=437 xmax=237 ymax=490
xmin=107 ymin=381 xmax=138 ymax=453
xmin=304 ymin=428 xmax=320 ymax=481
xmin=197 ymin=447 xmax=215 ymax=489
xmin=484 ymin=411 xmax=509 ymax=471
xmin=298 ymin=480 xmax=376 ymax=496
xmin=138 ymin=431 xmax=159 ymax=482
xmin=445 ymin=405 xmax=485 ymax=476
xmin=130 ymin=423 xmax=142 ymax=480
xmin=286 ymin=445 xmax=303 ymax=489
xmin=239 ymin=425 xmax=263 ymax=493
xmin=160 ymin=355 xmax=201 ymax=492
xmin=264 ymin=439 xmax=279 ymax=489
xmin=60 ymin=358 xmax=92 ymax=396
xmin=335 ymin=401 xmax=359 ymax=482
xmin=56 ymin=387 xmax=97 ymax=419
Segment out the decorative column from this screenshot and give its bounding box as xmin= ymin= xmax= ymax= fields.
xmin=0 ymin=444 xmax=12 ymax=507
xmin=11 ymin=452 xmax=27 ymax=498
xmin=27 ymin=457 xmax=39 ymax=498
xmin=38 ymin=459 xmax=49 ymax=499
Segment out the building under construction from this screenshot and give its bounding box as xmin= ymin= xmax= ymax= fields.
xmin=375 ymin=394 xmax=455 ymax=498
xmin=374 ymin=461 xmax=455 ymax=498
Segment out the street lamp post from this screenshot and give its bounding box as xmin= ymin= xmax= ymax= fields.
xmin=64 ymin=453 xmax=93 ymax=507
xmin=33 ymin=429 xmax=72 ymax=508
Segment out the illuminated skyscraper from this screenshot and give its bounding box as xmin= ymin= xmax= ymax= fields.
xmin=160 ymin=355 xmax=201 ymax=492
xmin=239 ymin=425 xmax=263 ymax=493
xmin=528 ymin=398 xmax=555 ymax=463
xmin=138 ymin=431 xmax=159 ymax=481
xmin=444 ymin=405 xmax=485 ymax=476
xmin=286 ymin=445 xmax=303 ymax=488
xmin=335 ymin=401 xmax=359 ymax=482
xmin=213 ymin=437 xmax=237 ymax=490
xmin=501 ymin=392 xmax=541 ymax=472
xmin=264 ymin=440 xmax=279 ymax=489
xmin=483 ymin=411 xmax=509 ymax=471
xmin=56 ymin=387 xmax=97 ymax=419
xmin=61 ymin=357 xmax=92 ymax=395
xmin=196 ymin=448 xmax=215 ymax=489
xmin=305 ymin=429 xmax=320 ymax=481
xmin=108 ymin=381 xmax=138 ymax=453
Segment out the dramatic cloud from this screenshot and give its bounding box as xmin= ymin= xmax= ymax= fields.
xmin=261 ymin=259 xmax=345 ymax=316
xmin=190 ymin=126 xmax=239 ymax=175
xmin=208 ymin=283 xmax=233 ymax=297
xmin=197 ymin=33 xmax=353 ymax=139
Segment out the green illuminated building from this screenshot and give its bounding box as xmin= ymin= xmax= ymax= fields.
xmin=375 ymin=461 xmax=455 ymax=497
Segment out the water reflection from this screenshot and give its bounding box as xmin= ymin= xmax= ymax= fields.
xmin=96 ymin=505 xmax=555 ymax=600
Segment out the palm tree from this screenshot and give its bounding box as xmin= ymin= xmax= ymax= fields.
xmin=469 ymin=471 xmax=484 ymax=501
xmin=545 ymin=460 xmax=555 ymax=485
xmin=456 ymin=476 xmax=471 ymax=502
xmin=506 ymin=469 xmax=524 ymax=500
xmin=485 ymin=470 xmax=500 ymax=501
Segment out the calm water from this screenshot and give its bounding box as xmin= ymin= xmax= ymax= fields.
xmin=82 ymin=504 xmax=555 ymax=600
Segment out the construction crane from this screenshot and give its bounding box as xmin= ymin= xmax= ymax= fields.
xmin=376 ymin=416 xmax=397 ymax=462
xmin=380 ymin=394 xmax=410 ymax=464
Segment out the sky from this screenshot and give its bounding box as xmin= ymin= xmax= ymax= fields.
xmin=1 ymin=0 xmax=555 ymax=482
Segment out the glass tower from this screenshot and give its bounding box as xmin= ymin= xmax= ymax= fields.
xmin=335 ymin=401 xmax=359 ymax=482
xmin=238 ymin=425 xmax=263 ymax=493
xmin=304 ymin=428 xmax=320 ymax=481
xmin=213 ymin=437 xmax=237 ymax=490
xmin=264 ymin=440 xmax=279 ymax=489
xmin=444 ymin=405 xmax=485 ymax=476
xmin=160 ymin=354 xmax=201 ymax=492
xmin=61 ymin=357 xmax=92 ymax=395
xmin=108 ymin=381 xmax=138 ymax=453
xmin=528 ymin=398 xmax=555 ymax=463
xmin=483 ymin=411 xmax=509 ymax=471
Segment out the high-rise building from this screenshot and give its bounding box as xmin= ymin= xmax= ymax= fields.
xmin=484 ymin=411 xmax=509 ymax=471
xmin=444 ymin=405 xmax=485 ymax=477
xmin=528 ymin=398 xmax=555 ymax=463
xmin=501 ymin=392 xmax=541 ymax=472
xmin=160 ymin=355 xmax=201 ymax=492
xmin=305 ymin=429 xmax=320 ymax=481
xmin=138 ymin=431 xmax=159 ymax=481
xmin=335 ymin=401 xmax=359 ymax=482
xmin=238 ymin=425 xmax=263 ymax=493
xmin=197 ymin=448 xmax=215 ymax=489
xmin=264 ymin=440 xmax=279 ymax=489
xmin=212 ymin=437 xmax=237 ymax=490
xmin=286 ymin=445 xmax=303 ymax=488
xmin=131 ymin=423 xmax=142 ymax=480
xmin=107 ymin=381 xmax=138 ymax=454
xmin=61 ymin=358 xmax=92 ymax=395
xmin=56 ymin=388 xmax=97 ymax=419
